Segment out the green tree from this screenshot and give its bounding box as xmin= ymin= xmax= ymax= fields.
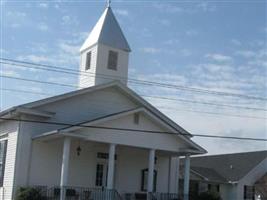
xmin=197 ymin=191 xmax=222 ymax=200
xmin=15 ymin=187 xmax=44 ymax=200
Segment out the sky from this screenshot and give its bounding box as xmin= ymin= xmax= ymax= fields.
xmin=0 ymin=0 xmax=266 ymax=155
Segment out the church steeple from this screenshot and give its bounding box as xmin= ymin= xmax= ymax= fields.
xmin=79 ymin=5 xmax=131 ymax=88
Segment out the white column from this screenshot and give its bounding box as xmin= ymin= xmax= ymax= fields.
xmin=175 ymin=157 xmax=180 ymax=195
xmin=183 ymin=155 xmax=190 ymax=200
xmin=147 ymin=149 xmax=155 ymax=193
xmin=167 ymin=156 xmax=172 ymax=193
xmin=60 ymin=137 xmax=71 ymax=200
xmin=107 ymin=143 xmax=116 ymax=189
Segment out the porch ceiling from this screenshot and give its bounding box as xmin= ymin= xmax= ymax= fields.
xmin=33 ymin=130 xmax=202 ymax=156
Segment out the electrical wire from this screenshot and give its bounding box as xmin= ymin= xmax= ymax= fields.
xmin=1 ymin=58 xmax=266 ymax=101
xmin=0 ymin=117 xmax=266 ymax=142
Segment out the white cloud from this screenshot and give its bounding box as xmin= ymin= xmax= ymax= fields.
xmin=6 ymin=11 xmax=27 ymax=28
xmin=197 ymin=2 xmax=216 ymax=12
xmin=1 ymin=69 xmax=21 ymax=77
xmin=38 ymin=3 xmax=48 ymax=8
xmin=180 ymin=49 xmax=192 ymax=57
xmin=17 ymin=55 xmax=51 ymax=63
xmin=37 ymin=22 xmax=49 ymax=31
xmin=159 ymin=19 xmax=171 ymax=26
xmin=235 ymin=50 xmax=256 ymax=58
xmin=153 ymin=2 xmax=216 ymax=14
xmin=205 ymin=53 xmax=232 ymax=62
xmin=58 ymin=41 xmax=80 ymax=56
xmin=62 ymin=15 xmax=79 ymax=26
xmin=153 ymin=4 xmax=185 ymax=14
xmin=163 ymin=39 xmax=180 ymax=45
xmin=7 ymin=11 xmax=26 ymax=18
xmin=114 ymin=9 xmax=129 ymax=16
xmin=141 ymin=47 xmax=161 ymax=54
xmin=0 ymin=48 xmax=8 ymax=54
xmin=185 ymin=30 xmax=198 ymax=36
xmin=28 ymin=43 xmax=48 ymax=53
xmin=231 ymin=39 xmax=242 ymax=46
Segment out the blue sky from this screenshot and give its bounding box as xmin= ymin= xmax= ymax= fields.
xmin=1 ymin=0 xmax=266 ymax=154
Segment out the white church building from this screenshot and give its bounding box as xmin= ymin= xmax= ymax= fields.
xmin=0 ymin=4 xmax=206 ymax=200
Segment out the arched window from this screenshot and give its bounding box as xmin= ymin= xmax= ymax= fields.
xmin=141 ymin=168 xmax=157 ymax=192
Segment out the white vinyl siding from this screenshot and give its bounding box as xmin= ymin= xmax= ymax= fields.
xmin=0 ymin=121 xmax=19 ymax=200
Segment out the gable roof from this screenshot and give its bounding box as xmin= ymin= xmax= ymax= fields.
xmin=33 ymin=106 xmax=206 ymax=154
xmin=186 ymin=151 xmax=267 ymax=183
xmin=0 ymin=81 xmax=206 ymax=154
xmin=80 ymin=7 xmax=131 ymax=52
xmin=190 ymin=167 xmax=228 ymax=183
xmin=1 ymin=81 xmax=189 ymax=136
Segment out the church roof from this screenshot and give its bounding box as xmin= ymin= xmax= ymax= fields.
xmin=0 ymin=81 xmax=206 ymax=155
xmin=80 ymin=7 xmax=131 ymax=52
xmin=183 ymin=150 xmax=267 ymax=183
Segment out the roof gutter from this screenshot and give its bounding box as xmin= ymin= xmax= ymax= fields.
xmin=0 ymin=106 xmax=55 ymax=120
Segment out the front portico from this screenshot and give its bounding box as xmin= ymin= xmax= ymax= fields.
xmin=28 ymin=107 xmax=205 ymax=200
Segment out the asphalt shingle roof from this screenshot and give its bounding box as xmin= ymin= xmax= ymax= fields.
xmin=187 ymin=151 xmax=267 ymax=183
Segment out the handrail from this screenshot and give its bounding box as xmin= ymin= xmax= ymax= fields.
xmin=114 ymin=189 xmax=123 ymax=200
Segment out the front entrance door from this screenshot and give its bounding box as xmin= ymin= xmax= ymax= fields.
xmin=95 ymin=162 xmax=108 ymax=187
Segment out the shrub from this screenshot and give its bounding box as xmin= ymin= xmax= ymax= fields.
xmin=15 ymin=187 xmax=44 ymax=200
xmin=197 ymin=191 xmax=222 ymax=200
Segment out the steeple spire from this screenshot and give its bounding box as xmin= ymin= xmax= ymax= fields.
xmin=80 ymin=6 xmax=131 ymax=52
xmin=107 ymin=0 xmax=111 ymax=8
xmin=79 ymin=2 xmax=131 ymax=88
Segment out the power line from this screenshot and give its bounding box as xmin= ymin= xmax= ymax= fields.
xmin=143 ymin=95 xmax=267 ymax=112
xmin=1 ymin=75 xmax=79 ymax=89
xmin=1 ymin=58 xmax=266 ymax=101
xmin=1 ymin=88 xmax=52 ymax=96
xmin=0 ymin=117 xmax=266 ymax=142
xmin=3 ymin=84 xmax=265 ymax=112
xmin=1 ymin=61 xmax=267 ymax=112
xmin=157 ymin=106 xmax=266 ymax=120
xmin=2 ymin=86 xmax=266 ymax=120
xmin=2 ymin=73 xmax=267 ymax=113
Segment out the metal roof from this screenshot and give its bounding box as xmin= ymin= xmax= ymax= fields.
xmin=80 ymin=7 xmax=131 ymax=52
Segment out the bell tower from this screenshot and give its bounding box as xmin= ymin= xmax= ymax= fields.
xmin=79 ymin=3 xmax=131 ymax=88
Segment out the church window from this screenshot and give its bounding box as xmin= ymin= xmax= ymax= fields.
xmin=107 ymin=50 xmax=118 ymax=70
xmin=85 ymin=51 xmax=91 ymax=70
xmin=141 ymin=169 xmax=157 ymax=192
xmin=0 ymin=140 xmax=7 ymax=187
xmin=95 ymin=163 xmax=104 ymax=186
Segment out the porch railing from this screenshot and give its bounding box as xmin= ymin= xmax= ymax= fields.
xmin=148 ymin=193 xmax=182 ymax=200
xmin=28 ymin=186 xmax=122 ymax=200
xmin=124 ymin=192 xmax=183 ymax=200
